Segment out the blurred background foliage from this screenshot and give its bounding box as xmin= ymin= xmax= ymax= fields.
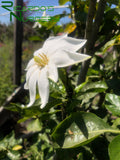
xmin=0 ymin=0 xmax=120 ymax=159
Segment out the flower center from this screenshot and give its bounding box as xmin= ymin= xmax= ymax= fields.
xmin=34 ymin=53 xmax=49 ymax=67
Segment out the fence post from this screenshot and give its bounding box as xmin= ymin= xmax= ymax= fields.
xmin=13 ymin=0 xmax=23 ymax=85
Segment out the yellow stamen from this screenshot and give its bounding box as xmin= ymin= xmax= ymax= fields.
xmin=34 ymin=53 xmax=49 ymax=67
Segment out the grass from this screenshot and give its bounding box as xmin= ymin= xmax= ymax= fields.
xmin=0 ymin=40 xmax=14 ymax=106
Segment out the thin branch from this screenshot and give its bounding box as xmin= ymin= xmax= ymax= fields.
xmin=86 ymin=0 xmax=107 ymax=53
xmin=77 ymin=0 xmax=97 ymax=85
xmin=85 ymin=0 xmax=97 ymax=40
xmin=1 ymin=82 xmax=27 ymax=107
xmin=77 ymin=0 xmax=107 ymax=85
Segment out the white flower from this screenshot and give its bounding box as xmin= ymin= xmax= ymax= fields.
xmin=32 ymin=11 xmax=50 ymax=28
xmin=24 ymin=34 xmax=91 ymax=109
xmin=32 ymin=22 xmax=42 ymax=28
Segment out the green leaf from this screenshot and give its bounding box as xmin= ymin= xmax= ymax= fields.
xmin=75 ymin=82 xmax=87 ymax=93
xmin=102 ymin=39 xmax=116 ymax=53
xmin=28 ymin=36 xmax=42 ymax=41
xmin=112 ymin=118 xmax=120 ymax=129
xmin=52 ymin=112 xmax=120 ymax=148
xmin=0 ymin=131 xmax=22 ymax=151
xmin=5 ymin=103 xmax=22 ymax=112
xmin=75 ymin=82 xmax=107 ymax=105
xmin=19 ymin=105 xmax=41 ymax=117
xmin=77 ymin=81 xmax=108 ymax=93
xmin=105 ymin=8 xmax=120 ymax=20
xmin=26 ymin=132 xmax=54 ymax=160
xmin=17 ymin=117 xmax=31 ymax=123
xmin=43 ymin=97 xmax=63 ymax=111
xmin=52 ymin=25 xmax=63 ymax=35
xmin=7 ymin=150 xmax=20 ymax=160
xmin=8 ymin=98 xmax=62 ymax=123
xmin=47 ymin=15 xmax=60 ymax=29
xmin=59 ymin=0 xmax=69 ymax=5
xmin=49 ymin=79 xmax=66 ymax=95
xmin=27 ymin=119 xmax=42 ymax=132
xmin=46 ymin=13 xmax=69 ymax=30
xmin=78 ymin=92 xmax=98 ymax=104
xmin=88 ymin=68 xmax=100 ymax=75
xmin=109 ymin=135 xmax=120 ymax=160
xmin=105 ymin=93 xmax=120 ymax=116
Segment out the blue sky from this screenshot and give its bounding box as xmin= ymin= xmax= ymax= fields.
xmin=0 ymin=0 xmax=71 ymax=24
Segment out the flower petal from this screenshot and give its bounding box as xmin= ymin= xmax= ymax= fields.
xmin=24 ymin=82 xmax=28 ymax=90
xmin=51 ymin=50 xmax=91 ymax=68
xmin=34 ymin=48 xmax=47 ymax=56
xmin=43 ymin=34 xmax=87 ymax=55
xmin=33 ymin=22 xmax=42 ymax=28
xmin=37 ymin=67 xmax=49 ymax=109
xmin=24 ymin=65 xmax=38 ymax=89
xmin=43 ymin=33 xmax=67 ymax=49
xmin=25 ymin=58 xmax=35 ymax=70
xmin=48 ymin=62 xmax=58 ymax=82
xmin=27 ymin=68 xmax=39 ymax=107
xmin=64 ymin=37 xmax=87 ymax=52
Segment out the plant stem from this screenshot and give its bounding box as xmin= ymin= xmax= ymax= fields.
xmin=77 ymin=0 xmax=107 ymax=85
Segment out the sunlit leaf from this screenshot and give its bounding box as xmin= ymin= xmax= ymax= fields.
xmin=0 ymin=131 xmax=22 ymax=150
xmin=102 ymin=39 xmax=116 ymax=54
xmin=49 ymin=79 xmax=66 ymax=95
xmin=28 ymin=36 xmax=42 ymax=41
xmin=27 ymin=119 xmax=42 ymax=132
xmin=105 ymin=93 xmax=120 ymax=116
xmin=78 ymin=92 xmax=98 ymax=104
xmin=64 ymin=23 xmax=77 ymax=34
xmin=52 ymin=112 xmax=119 ymax=148
xmin=59 ymin=0 xmax=69 ymax=5
xmin=112 ymin=118 xmax=120 ymax=129
xmin=47 ymin=15 xmax=60 ymax=29
xmin=77 ymin=81 xmax=108 ymax=93
xmin=12 ymin=145 xmax=23 ymax=151
xmin=109 ymin=135 xmax=120 ymax=160
xmin=75 ymin=82 xmax=87 ymax=93
xmin=7 ymin=150 xmax=20 ymax=160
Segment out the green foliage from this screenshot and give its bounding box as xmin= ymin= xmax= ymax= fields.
xmin=24 ymin=131 xmax=55 ymax=160
xmin=0 ymin=23 xmax=13 ymax=42
xmin=105 ymin=93 xmax=120 ymax=116
xmin=109 ymin=135 xmax=120 ymax=160
xmin=1 ymin=0 xmax=120 ymax=160
xmin=75 ymin=81 xmax=108 ymax=107
xmin=27 ymin=119 xmax=42 ymax=132
xmin=76 ymin=81 xmax=108 ymax=93
xmin=0 ymin=40 xmax=15 ymax=106
xmin=0 ymin=131 xmax=22 ymax=160
xmin=52 ymin=112 xmax=119 ymax=148
xmin=59 ymin=0 xmax=70 ymax=5
xmin=28 ymin=36 xmax=42 ymax=41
